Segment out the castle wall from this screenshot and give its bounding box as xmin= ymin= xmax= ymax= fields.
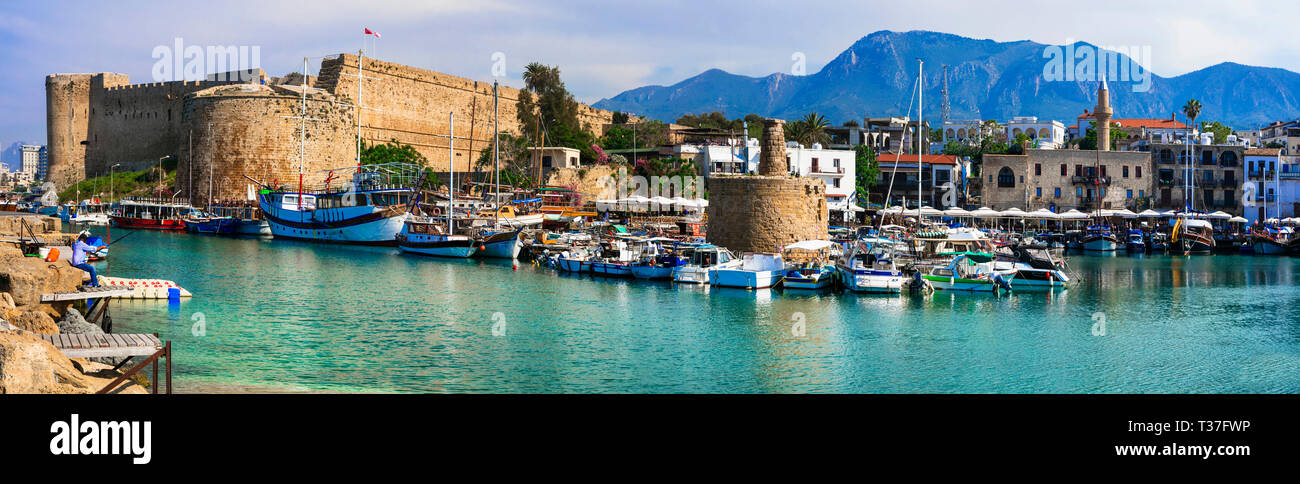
xmin=47 ymin=55 xmax=621 ymax=194
xmin=321 ymin=54 xmax=617 ymax=172
xmin=180 ymin=85 xmax=356 ymax=206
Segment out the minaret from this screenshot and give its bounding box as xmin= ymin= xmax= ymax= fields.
xmin=1094 ymin=77 xmax=1112 ymax=151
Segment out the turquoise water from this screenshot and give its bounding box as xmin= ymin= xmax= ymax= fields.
xmin=96 ymin=230 xmax=1300 ymax=393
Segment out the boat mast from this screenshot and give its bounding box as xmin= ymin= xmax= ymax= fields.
xmin=493 ymin=81 xmax=500 ymax=224
xmin=916 ymin=58 xmax=923 ymax=222
xmin=448 ymin=111 xmax=455 ymax=234
xmin=298 ymin=56 xmax=307 ymax=209
xmin=356 ymin=49 xmax=364 ymax=174
xmin=208 ymin=121 xmax=213 ymax=210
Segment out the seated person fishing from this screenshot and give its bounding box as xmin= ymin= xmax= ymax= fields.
xmin=70 ymin=230 xmax=107 ymax=287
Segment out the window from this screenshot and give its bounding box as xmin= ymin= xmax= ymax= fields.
xmin=1054 ymin=188 xmax=1061 ymax=198
xmin=997 ymin=167 xmax=1015 ymax=188
xmin=1126 ymin=190 xmax=1133 ymax=199
xmin=542 ymin=155 xmax=553 ymax=167
xmin=1139 ymin=190 xmax=1145 ymax=198
xmin=1136 ymin=166 xmax=1142 ymax=178
xmin=832 ymin=178 xmax=840 ymax=188
xmin=988 ymin=174 xmax=993 ymax=183
xmin=1034 ymin=163 xmax=1041 ymax=176
xmin=1076 ymin=187 xmax=1083 ymax=197
xmin=1075 ymin=165 xmax=1083 ymax=176
xmin=1100 ymin=187 xmax=1107 ymax=197
xmin=1060 ymin=164 xmax=1067 ymax=176
xmin=1122 ymin=166 xmax=1129 ymax=178
xmin=1100 ymin=166 xmax=1107 ymax=177
xmin=1036 ymin=187 xmax=1042 ymax=197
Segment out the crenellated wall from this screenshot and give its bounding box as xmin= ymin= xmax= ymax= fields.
xmin=47 ymin=55 xmax=621 ymax=194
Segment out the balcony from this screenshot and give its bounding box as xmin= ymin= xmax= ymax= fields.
xmin=1070 ymin=175 xmax=1111 ymax=186
xmin=810 ymin=165 xmax=845 ymax=175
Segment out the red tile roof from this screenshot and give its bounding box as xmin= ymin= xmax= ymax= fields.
xmin=877 ymin=154 xmax=959 ymax=165
xmin=1244 ymin=148 xmax=1281 ymax=156
xmin=1076 ymin=112 xmax=1190 ymax=129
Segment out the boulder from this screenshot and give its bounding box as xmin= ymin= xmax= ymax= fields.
xmin=11 ymin=310 xmax=58 ymax=334
xmin=0 ymin=330 xmax=95 ymax=394
xmin=58 ymin=308 xmax=98 ymax=334
xmin=0 ymin=254 xmax=84 ymax=307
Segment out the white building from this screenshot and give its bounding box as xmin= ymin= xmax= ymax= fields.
xmin=784 ymin=143 xmax=856 ymax=213
xmin=20 ymin=145 xmax=41 ymax=175
xmin=1004 ymin=117 xmax=1066 ymax=149
xmin=1244 ymin=148 xmax=1300 ymax=223
xmin=673 ymin=139 xmax=759 ymax=175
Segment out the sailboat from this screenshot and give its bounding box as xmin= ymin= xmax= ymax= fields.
xmin=259 ymin=58 xmax=414 ymax=244
xmin=835 ymin=237 xmax=906 ymax=293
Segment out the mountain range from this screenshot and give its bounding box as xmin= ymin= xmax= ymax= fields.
xmin=593 ymin=30 xmax=1300 ymax=130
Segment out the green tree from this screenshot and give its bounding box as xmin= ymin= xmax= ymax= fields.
xmin=854 ymin=145 xmax=880 ymax=207
xmin=611 ymin=111 xmax=629 ymax=124
xmin=475 ymin=132 xmax=537 ymax=188
xmin=1078 ymin=121 xmax=1125 ymax=150
xmin=515 ymin=62 xmax=597 ymax=162
xmin=361 ymin=138 xmax=428 ymax=167
xmin=1200 ymin=120 xmax=1232 ymax=144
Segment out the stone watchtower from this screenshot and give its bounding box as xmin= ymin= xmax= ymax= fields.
xmin=758 ymin=119 xmax=788 ymax=175
xmin=705 ymin=118 xmax=828 ymax=254
xmin=1094 ymin=78 xmax=1112 ymax=151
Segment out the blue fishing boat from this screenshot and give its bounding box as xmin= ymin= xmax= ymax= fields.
xmin=1125 ymin=229 xmax=1146 ymax=253
xmin=258 ymin=163 xmax=418 ymax=245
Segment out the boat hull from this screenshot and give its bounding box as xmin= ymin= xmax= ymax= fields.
xmin=836 ymin=267 xmax=904 ymax=293
xmin=111 ymin=216 xmax=187 ymax=231
xmin=235 ymin=219 xmax=272 ymax=236
xmin=260 ymin=195 xmax=407 ymax=245
xmin=1082 ymin=237 xmax=1120 ymax=252
xmin=630 ymin=265 xmax=675 ymax=280
xmin=557 ymin=258 xmax=591 ymax=274
xmin=186 ymin=217 xmax=240 ymax=235
xmin=397 ymin=233 xmax=478 ymax=258
xmin=590 ymin=262 xmax=633 ymax=277
xmin=922 ymin=273 xmax=1015 ymax=292
xmin=709 ymin=269 xmax=783 ymax=289
xmin=1252 ymin=238 xmax=1291 ymax=255
xmin=477 ymin=230 xmax=523 ymax=259
xmin=672 ymin=267 xmax=710 ymax=284
xmin=782 ymin=271 xmax=834 ymax=290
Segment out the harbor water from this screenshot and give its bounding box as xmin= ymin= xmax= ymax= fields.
xmin=99 ymin=230 xmax=1300 ymax=393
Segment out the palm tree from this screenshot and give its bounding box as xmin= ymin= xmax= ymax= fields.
xmin=799 ymin=112 xmax=831 ymax=146
xmin=1182 ymin=99 xmax=1202 ymax=131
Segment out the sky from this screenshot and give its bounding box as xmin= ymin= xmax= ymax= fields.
xmin=2 ymin=0 xmax=1298 ymax=151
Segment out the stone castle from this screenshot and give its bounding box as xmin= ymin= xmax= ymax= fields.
xmin=706 ymin=119 xmax=827 ymax=254
xmin=45 ymin=54 xmax=619 ymax=204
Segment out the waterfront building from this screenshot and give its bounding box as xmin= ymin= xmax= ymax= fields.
xmin=20 ymin=144 xmax=40 ymax=176
xmin=1259 ymin=120 xmax=1300 ymax=155
xmin=1242 ymin=148 xmax=1298 ymax=223
xmin=37 ymin=146 xmax=47 ymax=181
xmin=785 ymin=143 xmax=857 ymax=217
xmin=940 ymin=119 xmax=990 ymax=146
xmin=528 ymin=146 xmax=581 ymax=182
xmin=669 ymin=139 xmax=759 ymax=175
xmin=982 ymin=149 xmax=1152 ymax=212
xmin=1004 ymin=117 xmax=1067 ymax=149
xmin=863 ymin=117 xmax=930 ymax=154
xmin=873 ymin=153 xmax=963 ymax=209
xmin=1145 ymin=140 xmax=1244 ymax=213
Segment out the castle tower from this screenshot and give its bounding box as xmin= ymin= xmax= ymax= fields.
xmin=1094 ymin=78 xmax=1112 ymax=151
xmin=45 ymin=74 xmax=93 ymax=190
xmin=706 ymin=118 xmax=827 ymax=254
xmin=758 ymin=119 xmax=788 ymax=175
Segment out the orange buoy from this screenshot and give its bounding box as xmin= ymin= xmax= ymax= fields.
xmin=44 ymin=247 xmax=60 ymax=262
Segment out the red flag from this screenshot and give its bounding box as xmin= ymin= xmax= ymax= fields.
xmin=364 ymin=28 xmax=381 ymax=39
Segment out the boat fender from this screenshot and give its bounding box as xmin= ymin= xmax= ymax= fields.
xmin=430 ymin=207 xmax=442 ymax=216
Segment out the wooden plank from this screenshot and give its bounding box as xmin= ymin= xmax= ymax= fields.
xmin=125 ymin=334 xmax=145 ymax=347
xmin=73 ymin=334 xmax=88 ymax=349
xmin=60 ymin=346 xmax=159 ymax=359
xmin=56 ymin=334 xmax=70 ymax=348
xmin=144 ymin=334 xmax=161 ymax=347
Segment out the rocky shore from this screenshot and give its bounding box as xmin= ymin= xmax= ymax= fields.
xmin=0 ymin=215 xmax=145 ymax=394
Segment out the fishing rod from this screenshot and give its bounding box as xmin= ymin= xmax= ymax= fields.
xmin=101 ymin=229 xmax=138 ymax=248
